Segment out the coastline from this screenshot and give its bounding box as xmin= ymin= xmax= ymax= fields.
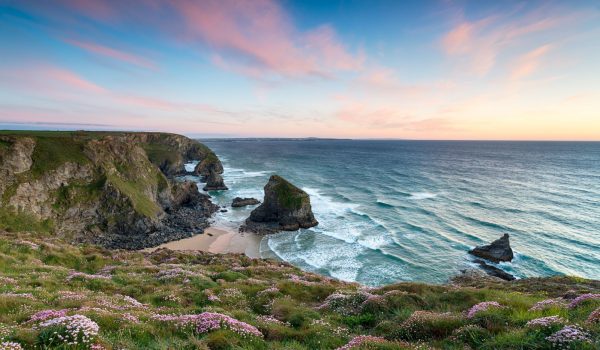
xmin=144 ymin=226 xmax=262 ymax=258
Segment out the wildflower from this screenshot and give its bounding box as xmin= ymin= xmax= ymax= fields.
xmin=568 ymin=293 xmax=600 ymax=308
xmin=66 ymin=271 xmax=110 ymax=281
xmin=587 ymin=307 xmax=600 ymax=324
xmin=256 ymin=315 xmax=289 ymax=326
xmin=257 ymin=286 xmax=279 ymax=296
xmin=37 ymin=315 xmax=99 ymax=345
xmin=546 ymin=325 xmax=591 ymax=346
xmin=28 ymin=309 xmax=69 ymax=323
xmin=122 ymin=313 xmax=140 ymax=324
xmin=526 ymin=316 xmax=566 ymax=328
xmin=122 ymin=295 xmax=145 ymax=308
xmin=57 ymin=291 xmax=87 ymax=301
xmin=0 ymin=277 xmax=17 ymax=285
xmin=529 ymin=298 xmax=567 ymax=311
xmin=466 ymin=301 xmax=503 ymax=318
xmin=152 ymin=312 xmax=262 ymax=337
xmin=0 ymin=293 xmax=35 ymax=300
xmin=336 ymin=335 xmax=386 ymax=350
xmin=0 ymin=342 xmax=23 ymax=350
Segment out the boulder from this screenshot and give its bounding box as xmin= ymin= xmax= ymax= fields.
xmin=473 ymin=259 xmax=516 ymax=281
xmin=469 ymin=234 xmax=514 ymax=262
xmin=203 ymin=171 xmax=228 ymax=191
xmin=232 ymin=197 xmax=260 ymax=207
xmin=241 ymin=175 xmax=318 ymax=234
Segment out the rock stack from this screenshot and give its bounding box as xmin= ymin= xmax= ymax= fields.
xmin=241 ymin=175 xmax=318 ymax=234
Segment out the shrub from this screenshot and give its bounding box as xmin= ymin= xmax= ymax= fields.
xmin=395 ymin=311 xmax=464 ymax=341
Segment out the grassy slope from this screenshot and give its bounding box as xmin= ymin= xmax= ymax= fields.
xmin=0 ymin=232 xmax=598 ymax=350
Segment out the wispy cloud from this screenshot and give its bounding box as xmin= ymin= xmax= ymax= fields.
xmin=65 ymin=39 xmax=156 ymax=70
xmin=510 ymin=44 xmax=553 ymax=80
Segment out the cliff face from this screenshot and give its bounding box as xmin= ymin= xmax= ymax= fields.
xmin=242 ymin=175 xmax=318 ymax=234
xmin=0 ymin=131 xmax=219 ymax=248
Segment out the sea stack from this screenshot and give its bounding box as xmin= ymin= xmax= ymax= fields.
xmin=241 ymin=175 xmax=318 ymax=234
xmin=469 ymin=233 xmax=514 ymax=262
xmin=232 ymin=197 xmax=261 ymax=207
xmin=195 ymin=153 xmax=227 ymax=191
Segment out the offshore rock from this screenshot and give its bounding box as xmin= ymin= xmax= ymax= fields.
xmin=473 ymin=259 xmax=516 ymax=281
xmin=231 ymin=197 xmax=260 ymax=207
xmin=241 ymin=175 xmax=317 ymax=234
xmin=203 ymin=171 xmax=228 ymax=191
xmin=469 ymin=233 xmax=514 ymax=262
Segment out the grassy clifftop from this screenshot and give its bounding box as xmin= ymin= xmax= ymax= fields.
xmin=0 ymin=231 xmax=598 ymax=350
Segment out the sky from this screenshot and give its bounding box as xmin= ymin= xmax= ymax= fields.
xmin=0 ymin=0 xmax=599 ymax=140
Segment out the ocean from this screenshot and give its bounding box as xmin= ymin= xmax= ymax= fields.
xmin=193 ymin=140 xmax=600 ymax=286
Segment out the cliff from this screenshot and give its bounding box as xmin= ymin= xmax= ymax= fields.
xmin=241 ymin=175 xmax=318 ymax=234
xmin=0 ymin=131 xmax=219 ymax=249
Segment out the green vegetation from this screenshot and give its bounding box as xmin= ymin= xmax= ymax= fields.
xmin=106 ymin=174 xmax=161 ymax=219
xmin=0 ymin=208 xmax=53 ymax=233
xmin=0 ymin=231 xmax=598 ymax=349
xmin=29 ymin=136 xmax=90 ymax=178
xmin=273 ymin=175 xmax=307 ymax=210
xmin=142 ymin=143 xmax=182 ymax=170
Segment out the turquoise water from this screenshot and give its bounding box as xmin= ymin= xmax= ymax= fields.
xmin=197 ymin=140 xmax=600 ymax=286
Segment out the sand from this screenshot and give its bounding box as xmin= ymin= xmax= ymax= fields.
xmin=145 ymin=226 xmax=262 ymax=258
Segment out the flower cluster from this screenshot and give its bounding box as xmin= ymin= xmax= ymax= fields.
xmin=0 ymin=293 xmax=35 ymax=300
xmin=122 ymin=295 xmax=145 ymax=308
xmin=466 ymin=301 xmax=503 ymax=318
xmin=15 ymin=240 xmax=39 ymax=249
xmin=0 ymin=342 xmax=23 ymax=350
xmin=568 ymin=293 xmax=600 ymax=309
xmin=336 ymin=335 xmax=386 ymax=350
xmin=163 ymin=294 xmax=181 ymax=303
xmin=256 ymin=315 xmax=288 ymax=326
xmin=28 ymin=309 xmax=69 ymax=323
xmin=153 ymin=312 xmax=262 ymax=338
xmin=122 ymin=313 xmax=140 ymax=324
xmin=401 ymin=310 xmax=458 ymax=332
xmin=318 ymin=291 xmax=373 ymax=315
xmin=257 ymin=286 xmax=279 ymax=296
xmin=529 ymin=298 xmax=566 ymax=311
xmin=156 ymin=268 xmax=202 ymax=280
xmin=546 ymin=325 xmax=591 ymax=346
xmin=288 ymin=274 xmax=318 ymax=286
xmin=587 ymin=307 xmax=600 ymax=324
xmin=38 ymin=315 xmax=99 ymax=346
xmin=0 ymin=323 xmax=12 ymax=340
xmin=66 ymin=271 xmax=110 ymax=281
xmin=57 ymin=291 xmax=87 ymax=301
xmin=526 ymin=316 xmax=566 ymax=328
xmin=0 ymin=277 xmax=17 ymax=285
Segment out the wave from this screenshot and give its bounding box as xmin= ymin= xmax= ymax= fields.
xmin=409 ymin=192 xmax=438 ymax=200
xmin=184 ymin=161 xmax=199 ymax=172
xmin=376 ymin=199 xmax=395 ymax=208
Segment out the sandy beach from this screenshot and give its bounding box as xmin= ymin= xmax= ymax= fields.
xmin=145 ymin=226 xmax=262 ymax=258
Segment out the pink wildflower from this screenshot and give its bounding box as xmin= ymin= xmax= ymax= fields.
xmin=0 ymin=342 xmax=23 ymax=350
xmin=546 ymin=325 xmax=591 ymax=346
xmin=466 ymin=301 xmax=503 ymax=318
xmin=529 ymin=298 xmax=567 ymax=311
xmin=28 ymin=309 xmax=69 ymax=323
xmin=568 ymin=293 xmax=600 ymax=308
xmin=587 ymin=307 xmax=600 ymax=324
xmin=37 ymin=315 xmax=99 ymax=345
xmin=336 ymin=336 xmax=386 ymax=350
xmin=525 ymin=316 xmax=566 ymax=328
xmin=152 ymin=312 xmax=262 ymax=337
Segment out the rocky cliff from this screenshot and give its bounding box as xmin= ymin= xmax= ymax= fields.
xmin=0 ymin=131 xmax=220 ymax=249
xmin=241 ymin=175 xmax=318 ymax=234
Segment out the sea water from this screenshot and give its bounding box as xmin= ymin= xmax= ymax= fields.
xmin=194 ymin=140 xmax=600 ymax=286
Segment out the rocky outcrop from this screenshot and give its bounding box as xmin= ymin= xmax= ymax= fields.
xmin=473 ymin=259 xmax=516 ymax=281
xmin=203 ymin=171 xmax=228 ymax=191
xmin=0 ymin=131 xmax=221 ymax=249
xmin=195 ymin=153 xmax=227 ymax=191
xmin=469 ymin=234 xmax=514 ymax=262
xmin=241 ymin=175 xmax=318 ymax=234
xmin=232 ymin=197 xmax=260 ymax=207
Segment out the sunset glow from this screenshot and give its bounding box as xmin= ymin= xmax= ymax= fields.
xmin=1 ymin=0 xmax=599 ymax=140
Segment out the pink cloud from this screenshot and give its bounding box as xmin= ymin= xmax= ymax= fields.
xmin=65 ymin=39 xmax=156 ymax=70
xmin=440 ymin=7 xmax=582 ymax=76
xmin=510 ymin=44 xmax=553 ymax=80
xmin=170 ymin=0 xmax=363 ymax=77
xmin=43 ymin=67 xmax=107 ymax=94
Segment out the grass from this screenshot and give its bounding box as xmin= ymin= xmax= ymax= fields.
xmin=106 ymin=174 xmax=161 ymax=219
xmin=0 ymin=231 xmax=598 ymax=350
xmin=272 ymin=175 xmax=308 ymax=210
xmin=29 ymin=136 xmax=90 ymax=178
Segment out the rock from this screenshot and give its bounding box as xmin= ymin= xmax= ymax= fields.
xmin=241 ymin=175 xmax=318 ymax=234
xmin=231 ymin=197 xmax=260 ymax=207
xmin=469 ymin=234 xmax=514 ymax=262
xmin=450 ymin=269 xmax=504 ymax=285
xmin=473 ymin=259 xmax=516 ymax=281
xmin=195 ymin=153 xmax=224 ymax=180
xmin=220 ymin=209 xmax=228 ymax=213
xmin=203 ymin=171 xmax=228 ymax=191
xmin=170 ymin=181 xmax=204 ymax=209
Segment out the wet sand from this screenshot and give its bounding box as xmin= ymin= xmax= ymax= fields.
xmin=145 ymin=226 xmax=262 ymax=258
